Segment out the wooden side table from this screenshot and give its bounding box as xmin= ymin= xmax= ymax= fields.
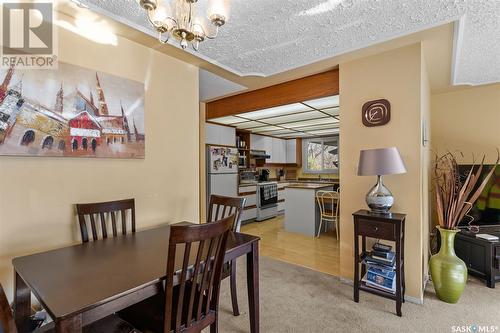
xmin=353 ymin=209 xmax=406 ymax=316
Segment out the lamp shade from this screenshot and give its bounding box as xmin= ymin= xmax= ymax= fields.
xmin=357 ymin=147 xmax=407 ymax=176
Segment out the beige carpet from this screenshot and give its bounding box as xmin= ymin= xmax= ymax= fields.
xmin=211 ymin=256 xmax=500 ymax=333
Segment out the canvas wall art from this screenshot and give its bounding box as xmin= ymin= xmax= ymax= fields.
xmin=0 ymin=62 xmax=145 ymax=158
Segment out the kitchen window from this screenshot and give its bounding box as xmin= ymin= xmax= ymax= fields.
xmin=302 ymin=136 xmax=339 ymax=174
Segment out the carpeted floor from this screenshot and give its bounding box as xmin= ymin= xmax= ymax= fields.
xmin=211 ymin=256 xmax=500 ymax=333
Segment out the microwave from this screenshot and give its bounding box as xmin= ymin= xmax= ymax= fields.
xmin=238 ymin=155 xmax=246 ymax=168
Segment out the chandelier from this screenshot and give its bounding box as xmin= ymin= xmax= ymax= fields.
xmin=139 ymin=0 xmax=227 ymax=51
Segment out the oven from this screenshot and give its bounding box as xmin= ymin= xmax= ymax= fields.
xmin=256 ymin=182 xmax=278 ymax=221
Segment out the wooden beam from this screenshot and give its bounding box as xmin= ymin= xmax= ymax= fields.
xmin=206 ymin=69 xmax=339 ymax=119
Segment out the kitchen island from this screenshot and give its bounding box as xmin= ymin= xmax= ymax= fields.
xmin=284 ymin=183 xmax=335 ymax=236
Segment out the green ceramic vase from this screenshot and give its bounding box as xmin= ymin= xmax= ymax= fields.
xmin=429 ymin=227 xmax=467 ymax=303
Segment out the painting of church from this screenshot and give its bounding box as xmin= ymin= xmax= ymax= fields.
xmin=0 ymin=62 xmax=145 ymax=158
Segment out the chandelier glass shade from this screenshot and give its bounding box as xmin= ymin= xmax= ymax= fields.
xmin=139 ymin=0 xmax=227 ymax=51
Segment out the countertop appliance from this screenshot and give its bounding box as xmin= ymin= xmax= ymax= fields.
xmin=258 ymin=169 xmax=270 ymax=182
xmin=240 ymin=170 xmax=258 ymax=184
xmin=250 ymin=150 xmax=271 ymax=159
xmin=207 ymin=145 xmax=238 ymax=205
xmin=256 ymin=181 xmax=278 ymax=221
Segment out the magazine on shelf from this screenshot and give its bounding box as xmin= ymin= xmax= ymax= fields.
xmin=367 ymin=267 xmax=396 ymax=289
xmin=362 ymin=274 xmax=396 ymax=294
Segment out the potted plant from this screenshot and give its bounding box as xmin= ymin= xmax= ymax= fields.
xmin=429 ymin=151 xmax=498 ymax=303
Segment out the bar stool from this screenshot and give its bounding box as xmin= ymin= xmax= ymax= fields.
xmin=316 ymin=189 xmax=340 ymax=238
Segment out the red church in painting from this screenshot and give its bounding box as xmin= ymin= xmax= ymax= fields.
xmin=69 ymin=111 xmax=102 ymax=151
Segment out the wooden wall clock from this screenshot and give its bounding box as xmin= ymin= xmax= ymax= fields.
xmin=362 ymin=99 xmax=391 ymax=127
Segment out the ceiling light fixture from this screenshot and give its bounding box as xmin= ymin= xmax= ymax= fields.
xmin=139 ymin=0 xmax=227 ymax=51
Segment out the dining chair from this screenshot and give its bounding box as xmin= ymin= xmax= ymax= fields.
xmin=76 ymin=198 xmax=135 ymax=243
xmin=207 ymin=194 xmax=246 ymax=316
xmin=316 ymin=190 xmax=340 ymax=239
xmin=118 ymin=214 xmax=235 ymax=333
xmin=0 ymin=283 xmax=141 ymax=333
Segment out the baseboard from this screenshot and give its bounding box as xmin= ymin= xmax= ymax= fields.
xmin=405 ymin=295 xmax=423 ymax=305
xmin=340 ymin=277 xmax=424 ymax=305
xmin=423 ymin=274 xmax=430 ymax=290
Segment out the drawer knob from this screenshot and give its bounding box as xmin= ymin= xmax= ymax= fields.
xmin=374 ymin=226 xmax=379 ymax=231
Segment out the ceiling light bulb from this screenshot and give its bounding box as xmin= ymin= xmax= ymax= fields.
xmin=208 ymin=0 xmax=229 ymax=22
xmin=152 ymin=5 xmax=169 ymax=23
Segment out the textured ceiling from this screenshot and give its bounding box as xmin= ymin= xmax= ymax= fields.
xmin=79 ymin=0 xmax=499 ymax=86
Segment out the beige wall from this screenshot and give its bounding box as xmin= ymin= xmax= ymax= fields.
xmin=199 ymin=103 xmax=206 ymax=222
xmin=0 ymin=16 xmax=199 ymax=298
xmin=431 ymin=84 xmax=500 ymax=164
xmin=339 ymin=44 xmax=426 ymax=301
xmin=421 ymin=49 xmax=432 ymax=286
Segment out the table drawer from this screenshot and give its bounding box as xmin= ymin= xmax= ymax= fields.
xmin=357 ymin=220 xmax=394 ymax=239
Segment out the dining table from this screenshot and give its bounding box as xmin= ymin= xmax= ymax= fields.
xmin=12 ymin=222 xmax=260 ymax=333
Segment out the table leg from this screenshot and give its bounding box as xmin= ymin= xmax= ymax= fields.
xmin=395 ymin=230 xmax=402 ymax=317
xmin=56 ymin=314 xmax=82 ymax=333
xmin=247 ymin=242 xmax=259 ymax=333
xmin=353 ymin=233 xmax=360 ymax=303
xmin=14 ymin=271 xmax=31 ymax=333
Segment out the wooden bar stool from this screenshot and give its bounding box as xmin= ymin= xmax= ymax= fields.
xmin=315 ymin=189 xmax=340 ymax=239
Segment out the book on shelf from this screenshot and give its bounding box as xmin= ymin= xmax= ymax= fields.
xmin=372 ymin=250 xmax=392 ymax=259
xmin=366 ymin=262 xmax=395 ymax=273
xmin=362 ymin=252 xmax=396 ymax=268
xmin=372 ymin=243 xmax=392 ymax=253
xmin=371 ymin=251 xmax=395 ymax=263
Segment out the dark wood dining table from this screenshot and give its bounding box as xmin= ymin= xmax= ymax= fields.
xmin=12 ymin=223 xmax=260 ymax=333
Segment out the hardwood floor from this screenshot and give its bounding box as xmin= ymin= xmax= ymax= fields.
xmin=241 ymin=214 xmax=340 ymax=276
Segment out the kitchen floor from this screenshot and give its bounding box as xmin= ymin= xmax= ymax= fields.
xmin=241 ymin=214 xmax=340 ymax=276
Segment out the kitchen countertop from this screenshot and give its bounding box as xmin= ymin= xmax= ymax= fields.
xmin=285 ymin=183 xmax=336 ymax=190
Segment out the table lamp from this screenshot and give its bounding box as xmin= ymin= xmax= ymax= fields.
xmin=357 ymin=147 xmax=407 ymax=213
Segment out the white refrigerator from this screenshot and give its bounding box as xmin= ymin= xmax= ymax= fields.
xmin=206 ymin=146 xmax=239 ymax=202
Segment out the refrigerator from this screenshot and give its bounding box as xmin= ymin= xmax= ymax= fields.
xmin=206 ymin=145 xmax=239 ymax=203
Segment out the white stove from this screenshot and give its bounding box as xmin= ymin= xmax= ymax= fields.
xmin=256 ymin=181 xmax=278 ymax=221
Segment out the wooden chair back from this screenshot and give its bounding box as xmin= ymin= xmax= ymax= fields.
xmin=76 ymin=199 xmax=135 ymax=243
xmin=207 ymin=195 xmax=246 ymax=232
xmin=165 ymin=215 xmax=234 ymax=333
xmin=316 ymin=190 xmax=339 ymax=220
xmin=0 ymin=283 xmax=17 ymax=333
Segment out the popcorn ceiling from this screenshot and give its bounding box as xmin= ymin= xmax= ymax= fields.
xmin=81 ymin=0 xmax=499 ymax=85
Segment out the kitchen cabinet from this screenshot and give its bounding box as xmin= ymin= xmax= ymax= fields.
xmin=286 ymin=139 xmax=297 ymax=163
xmin=241 ymin=208 xmax=257 ymax=221
xmin=250 ymin=134 xmax=266 ymax=151
xmin=251 ymin=134 xmax=291 ymax=164
xmin=264 ymin=136 xmax=273 ymax=161
xmin=205 ymin=123 xmax=236 ymax=146
xmin=272 ymin=138 xmax=286 ymax=164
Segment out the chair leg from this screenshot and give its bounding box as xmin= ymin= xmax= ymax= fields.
xmin=229 ymin=260 xmax=240 ymax=316
xmin=317 ymin=218 xmax=323 ymax=237
xmin=336 ymin=219 xmax=339 ymax=240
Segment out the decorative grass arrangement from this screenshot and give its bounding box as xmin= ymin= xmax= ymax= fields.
xmin=434 ymin=151 xmax=499 ymax=230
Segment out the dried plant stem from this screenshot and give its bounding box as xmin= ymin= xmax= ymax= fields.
xmin=433 ymin=150 xmax=499 ymax=230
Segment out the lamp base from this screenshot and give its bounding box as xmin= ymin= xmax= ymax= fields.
xmin=366 ymin=175 xmax=394 ymax=213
